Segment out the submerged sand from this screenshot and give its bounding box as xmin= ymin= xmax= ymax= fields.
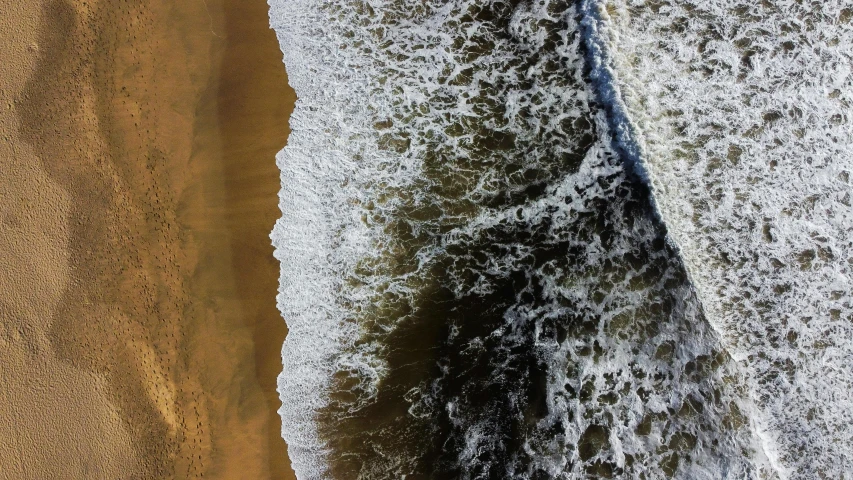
xmin=0 ymin=0 xmax=295 ymax=478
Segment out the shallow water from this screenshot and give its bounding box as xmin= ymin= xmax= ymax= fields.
xmin=270 ymin=0 xmax=852 ymax=478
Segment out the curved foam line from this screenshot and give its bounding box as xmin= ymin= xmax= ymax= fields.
xmin=576 ymin=1 xmax=783 ymax=475
xmin=577 ymin=1 xmax=652 ymax=192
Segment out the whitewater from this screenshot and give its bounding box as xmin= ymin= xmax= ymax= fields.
xmin=269 ymin=0 xmax=853 ymax=478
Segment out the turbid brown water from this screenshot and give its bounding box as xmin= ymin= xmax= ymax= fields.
xmin=1 ymin=0 xmax=295 ymax=477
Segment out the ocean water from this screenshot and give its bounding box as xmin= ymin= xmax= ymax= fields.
xmin=269 ymin=0 xmax=852 ymax=478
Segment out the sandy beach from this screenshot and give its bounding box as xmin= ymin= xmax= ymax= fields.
xmin=0 ymin=0 xmax=295 ymax=478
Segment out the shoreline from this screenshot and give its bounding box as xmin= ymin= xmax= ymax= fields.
xmin=218 ymin=0 xmax=295 ymax=474
xmin=2 ymin=0 xmax=295 ymax=477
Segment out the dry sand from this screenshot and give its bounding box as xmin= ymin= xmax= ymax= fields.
xmin=0 ymin=0 xmax=295 ymax=478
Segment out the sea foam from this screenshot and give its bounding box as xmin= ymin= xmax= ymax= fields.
xmin=268 ymin=0 xmax=847 ymax=477
xmin=605 ymin=1 xmax=853 ymax=477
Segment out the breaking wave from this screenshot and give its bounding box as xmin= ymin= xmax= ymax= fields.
xmin=269 ymin=0 xmax=850 ymax=477
xmin=605 ymin=1 xmax=853 ymax=477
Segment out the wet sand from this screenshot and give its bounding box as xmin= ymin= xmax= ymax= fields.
xmin=1 ymin=0 xmax=295 ymax=478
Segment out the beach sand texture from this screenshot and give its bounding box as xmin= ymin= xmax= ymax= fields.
xmin=0 ymin=0 xmax=295 ymax=478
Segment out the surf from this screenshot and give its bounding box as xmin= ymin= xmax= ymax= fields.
xmin=267 ymin=0 xmax=850 ymax=477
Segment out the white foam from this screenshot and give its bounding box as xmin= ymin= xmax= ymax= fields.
xmin=265 ymin=0 xmax=812 ymax=476
xmin=605 ymin=0 xmax=853 ymax=476
xmin=268 ymin=1 xmax=368 ymax=476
